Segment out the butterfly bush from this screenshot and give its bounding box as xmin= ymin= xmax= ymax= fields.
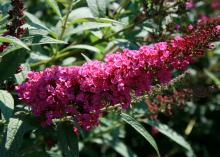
xmin=0 ymin=0 xmax=26 ymax=52
xmin=16 ymin=17 xmax=220 ymax=130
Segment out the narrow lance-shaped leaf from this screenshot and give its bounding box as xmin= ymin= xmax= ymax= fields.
xmin=0 ymin=90 xmax=14 ymax=121
xmin=121 ymin=113 xmax=161 ymax=157
xmin=46 ymin=0 xmax=62 ymax=18
xmin=145 ymin=120 xmax=195 ymax=157
xmin=69 ymin=23 xmax=111 ymax=35
xmin=62 ymin=44 xmax=101 ymax=53
xmin=24 ymin=12 xmax=58 ymax=38
xmin=0 ymin=36 xmax=30 ymax=50
xmin=204 ymin=69 xmax=220 ymax=85
xmin=81 ymin=53 xmax=92 ymax=62
xmin=67 ymin=17 xmax=123 ymax=27
xmin=24 ymin=35 xmax=67 ymax=46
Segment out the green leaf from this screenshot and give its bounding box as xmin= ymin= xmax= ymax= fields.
xmin=23 ymin=35 xmax=67 ymax=45
xmin=204 ymin=69 xmax=220 ymax=85
xmin=0 ymin=90 xmax=14 ymax=121
xmin=56 ymin=0 xmax=81 ymax=8
xmin=0 ymin=49 xmax=29 ymax=81
xmin=0 ymin=118 xmax=35 ymax=157
xmin=81 ymin=53 xmax=92 ymax=62
xmin=68 ymin=17 xmax=122 ymax=27
xmin=24 ymin=12 xmax=50 ymax=31
xmin=24 ymin=12 xmax=57 ymax=38
xmin=86 ymin=0 xmax=107 ymax=17
xmin=92 ymin=136 xmax=137 ymax=157
xmin=62 ymin=44 xmax=101 ymax=53
xmin=0 ymin=36 xmax=30 ymax=51
xmin=108 ymin=140 xmax=137 ymax=157
xmin=121 ymin=113 xmax=160 ymax=157
xmin=68 ymin=7 xmax=93 ymax=20
xmin=46 ymin=0 xmax=62 ymax=18
xmin=57 ymin=123 xmax=79 ymax=157
xmin=69 ymin=23 xmax=111 ymax=35
xmin=22 ymin=150 xmax=52 ymax=157
xmin=91 ymin=30 xmax=103 ymax=39
xmin=4 ymin=118 xmax=23 ymax=151
xmin=146 ymin=121 xmax=195 ymax=157
xmin=62 ymin=57 xmax=76 ymax=66
xmin=14 ymin=64 xmax=30 ymax=84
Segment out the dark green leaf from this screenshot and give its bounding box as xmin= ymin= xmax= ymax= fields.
xmin=146 ymin=120 xmax=195 ymax=156
xmin=108 ymin=140 xmax=137 ymax=157
xmin=121 ymin=113 xmax=160 ymax=157
xmin=57 ymin=123 xmax=79 ymax=157
xmin=0 ymin=49 xmax=29 ymax=81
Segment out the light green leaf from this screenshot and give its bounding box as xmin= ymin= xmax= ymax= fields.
xmin=91 ymin=30 xmax=103 ymax=39
xmin=68 ymin=7 xmax=93 ymax=20
xmin=69 ymin=23 xmax=111 ymax=35
xmin=0 ymin=90 xmax=14 ymax=120
xmin=46 ymin=0 xmax=62 ymax=18
xmin=24 ymin=12 xmax=50 ymax=31
xmin=146 ymin=121 xmax=195 ymax=157
xmin=62 ymin=57 xmax=76 ymax=66
xmin=4 ymin=118 xmax=23 ymax=150
xmin=121 ymin=113 xmax=160 ymax=157
xmin=81 ymin=53 xmax=92 ymax=62
xmin=86 ymin=0 xmax=107 ymax=17
xmin=68 ymin=17 xmax=122 ymax=27
xmin=25 ymin=12 xmax=57 ymax=38
xmin=62 ymin=44 xmax=101 ymax=53
xmin=57 ymin=123 xmax=79 ymax=157
xmin=0 ymin=36 xmax=30 ymax=50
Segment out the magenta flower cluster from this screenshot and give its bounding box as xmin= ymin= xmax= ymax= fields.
xmin=16 ymin=17 xmax=220 ymax=130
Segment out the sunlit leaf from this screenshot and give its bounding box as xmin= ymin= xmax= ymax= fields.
xmin=46 ymin=0 xmax=62 ymax=18
xmin=0 ymin=90 xmax=14 ymax=121
xmin=0 ymin=36 xmax=30 ymax=50
xmin=62 ymin=44 xmax=101 ymax=53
